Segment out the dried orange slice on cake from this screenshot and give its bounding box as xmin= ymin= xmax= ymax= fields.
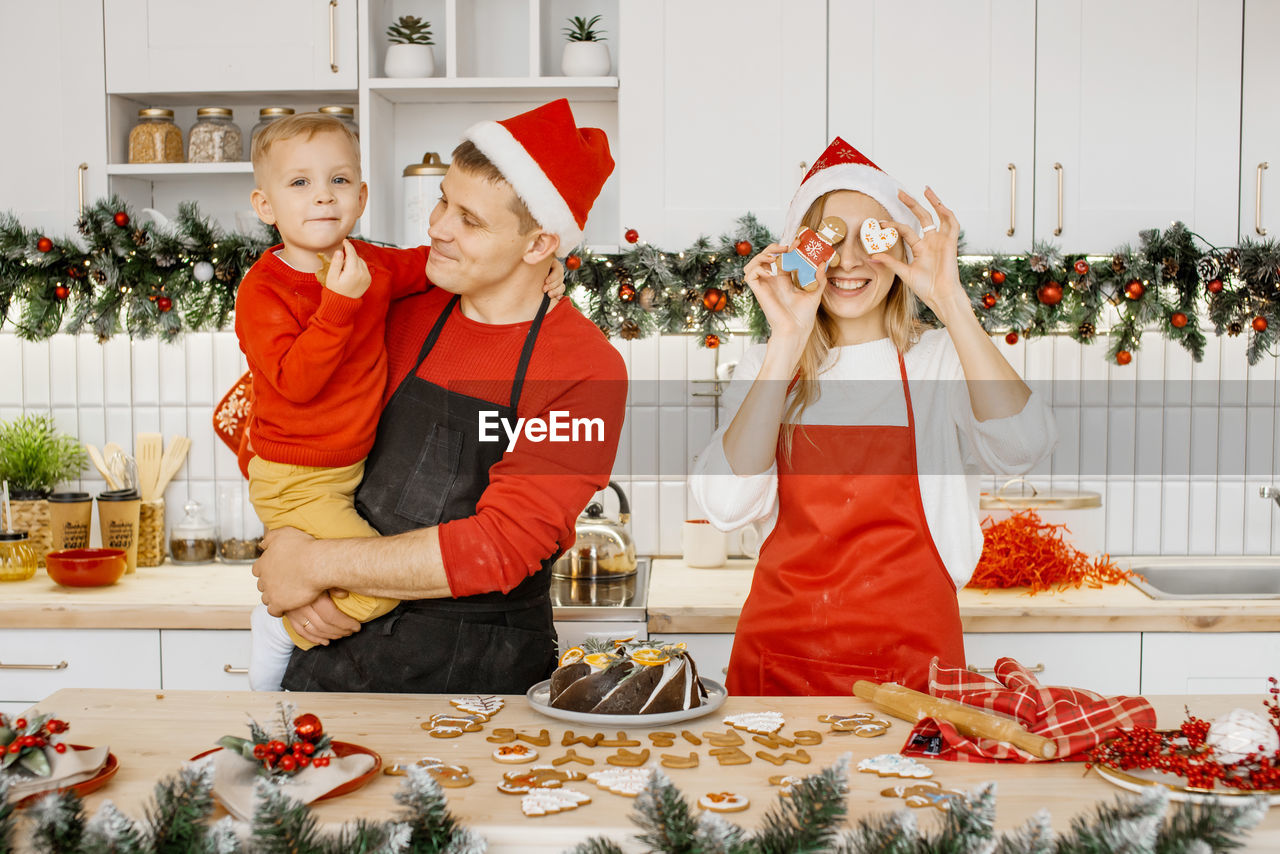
xmin=630 ymin=648 xmax=671 ymax=667
xmin=583 ymin=652 xmax=619 ymax=669
xmin=558 ymin=647 xmax=585 ymax=667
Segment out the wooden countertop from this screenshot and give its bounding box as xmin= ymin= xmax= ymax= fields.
xmin=9 ymin=689 xmax=1278 ymax=853
xmin=646 ymin=558 xmax=1280 ymax=634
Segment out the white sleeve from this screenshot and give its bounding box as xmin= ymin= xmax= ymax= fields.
xmin=688 ymin=345 xmax=780 ymax=531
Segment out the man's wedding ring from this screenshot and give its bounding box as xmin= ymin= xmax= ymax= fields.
xmin=302 ymin=619 xmax=311 ymax=629
xmin=920 ymin=224 xmax=938 ymax=234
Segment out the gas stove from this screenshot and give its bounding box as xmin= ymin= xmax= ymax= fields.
xmin=550 ymin=557 xmax=649 ymax=622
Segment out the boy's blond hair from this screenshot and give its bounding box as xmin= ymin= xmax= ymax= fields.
xmin=251 ymin=113 xmax=361 ymax=182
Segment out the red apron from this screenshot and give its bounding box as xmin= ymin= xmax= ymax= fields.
xmin=725 ymin=352 xmax=966 ymax=696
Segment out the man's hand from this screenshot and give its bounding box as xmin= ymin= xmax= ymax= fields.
xmin=284 ymin=595 xmax=361 ymax=646
xmin=254 ymin=526 xmax=325 ymax=616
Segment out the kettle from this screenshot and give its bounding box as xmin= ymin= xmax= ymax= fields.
xmin=551 ymin=481 xmax=637 ymax=578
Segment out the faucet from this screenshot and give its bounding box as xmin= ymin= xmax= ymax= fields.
xmin=1263 ymin=486 xmax=1280 ymax=507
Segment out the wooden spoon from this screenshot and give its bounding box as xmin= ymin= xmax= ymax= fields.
xmin=153 ymin=436 xmax=191 ymax=498
xmin=136 ymin=433 xmax=163 ymax=500
xmin=85 ymin=444 xmax=120 ymax=490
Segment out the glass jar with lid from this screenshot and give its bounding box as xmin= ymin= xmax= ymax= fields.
xmin=169 ymin=499 xmax=217 ymax=565
xmin=0 ymin=531 xmax=37 ymax=581
xmin=128 ymin=108 xmax=184 ymax=164
xmin=250 ymin=107 xmax=296 ymax=148
xmin=318 ymin=105 xmax=358 ymax=136
xmin=402 ymin=152 xmax=450 ymax=247
xmin=188 ymin=107 xmax=243 ymax=163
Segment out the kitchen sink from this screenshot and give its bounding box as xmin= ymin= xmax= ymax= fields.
xmin=1126 ymin=559 xmax=1280 ymax=599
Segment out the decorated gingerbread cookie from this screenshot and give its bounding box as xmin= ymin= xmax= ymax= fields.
xmin=858 ymin=217 xmax=899 ymax=254
xmin=493 ymin=744 xmax=539 ymax=764
xmin=497 ymin=766 xmax=587 ymax=794
xmin=521 ymin=788 xmax=591 ymax=817
xmin=451 ymin=696 xmax=504 ymax=719
xmin=383 ymin=758 xmax=474 ymax=788
xmin=421 ymin=713 xmax=485 ymax=738
xmin=776 ymin=216 xmax=848 ymax=291
xmin=857 ymin=754 xmax=933 ymax=779
xmin=723 ymin=711 xmax=785 ymax=736
xmin=698 ymin=792 xmax=750 ymax=813
xmin=587 ymin=766 xmax=654 ymax=797
xmin=880 ymin=780 xmax=964 ymax=810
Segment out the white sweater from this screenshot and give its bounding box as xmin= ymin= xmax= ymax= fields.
xmin=689 ymin=329 xmax=1058 ymax=588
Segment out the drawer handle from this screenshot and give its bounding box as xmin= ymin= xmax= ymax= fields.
xmin=1006 ymin=163 xmax=1016 ymax=236
xmin=1257 ymin=162 xmax=1269 ymax=236
xmin=0 ymin=660 xmax=69 ymax=671
xmin=967 ymin=662 xmax=1044 ymax=675
xmin=223 ymin=665 xmax=249 ymax=674
xmin=1053 ymin=162 xmax=1064 ymax=236
xmin=328 ymin=0 xmax=339 ymax=73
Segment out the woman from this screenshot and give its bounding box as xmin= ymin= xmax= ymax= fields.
xmin=690 ymin=139 xmax=1057 ymax=695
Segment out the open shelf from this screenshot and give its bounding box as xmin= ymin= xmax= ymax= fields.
xmin=368 ymin=76 xmax=617 ymax=103
xmin=106 ymin=162 xmax=254 ymax=177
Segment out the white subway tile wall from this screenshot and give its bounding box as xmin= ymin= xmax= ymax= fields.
xmin=0 ymin=330 xmax=1277 ymax=557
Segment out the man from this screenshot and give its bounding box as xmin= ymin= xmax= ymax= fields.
xmin=252 ymin=99 xmax=627 ymax=693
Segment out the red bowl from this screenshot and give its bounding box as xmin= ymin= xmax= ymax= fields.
xmin=45 ymin=548 xmax=127 ymax=587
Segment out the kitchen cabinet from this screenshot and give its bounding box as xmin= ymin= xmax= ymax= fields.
xmin=0 ymin=629 xmax=161 ymax=709
xmin=963 ymin=632 xmax=1142 ymax=695
xmin=1239 ymin=0 xmax=1280 ymax=241
xmin=1034 ymin=0 xmax=1243 ymax=248
xmin=158 ymin=629 xmax=251 ymax=691
xmin=1140 ymin=632 xmax=1280 ymax=694
xmin=826 ymin=1 xmax=1035 ymax=254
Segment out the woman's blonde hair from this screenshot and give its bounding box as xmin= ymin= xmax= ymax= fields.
xmin=779 ymin=190 xmax=925 ymax=460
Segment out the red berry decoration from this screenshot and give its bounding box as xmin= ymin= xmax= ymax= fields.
xmin=1073 ymin=259 xmax=1090 ymax=275
xmin=36 ymin=236 xmax=53 ymax=253
xmin=1170 ymin=312 xmax=1188 ymax=328
xmin=618 ymin=283 xmax=636 ymax=302
xmin=982 ymin=292 xmax=998 ymax=309
xmin=1005 ymin=331 xmax=1019 ymax=345
xmin=1116 ymin=350 xmax=1133 ymax=366
xmin=268 ymin=740 xmax=286 ymax=755
xmin=293 ymin=713 xmax=323 ymax=742
xmin=1207 ymin=278 xmax=1224 ymax=294
xmin=278 ymin=754 xmax=297 ymax=772
xmin=1124 ymin=279 xmax=1145 ymax=300
xmin=705 ymin=334 xmax=720 ymax=349
xmin=624 ymin=227 xmax=639 ymax=244
xmin=156 ymin=296 xmax=173 ymax=313
xmin=54 ymin=743 xmax=66 ymax=754
xmin=735 ymin=240 xmax=752 ymax=257
xmin=990 ymin=270 xmax=1006 ymax=285
xmin=55 ymin=285 xmax=70 ymax=301
xmin=1036 ymin=283 xmax=1063 ymax=306
xmin=565 ymin=254 xmax=582 ymax=271
xmin=253 ymin=744 xmax=269 ymax=760
xmin=702 ymin=287 xmax=727 ymax=312
xmin=14 ymin=719 xmax=26 ymax=729
xmin=113 ymin=211 xmax=130 ymax=228
xmin=1254 ymin=316 xmax=1269 ymax=333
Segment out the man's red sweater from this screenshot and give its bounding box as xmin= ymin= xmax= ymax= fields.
xmin=384 ymin=287 xmax=628 ymax=598
xmin=235 ymin=242 xmax=429 ymax=468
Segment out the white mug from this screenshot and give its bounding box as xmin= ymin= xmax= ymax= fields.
xmin=682 ymin=519 xmax=727 ymax=568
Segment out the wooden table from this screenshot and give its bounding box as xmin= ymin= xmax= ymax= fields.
xmin=8 ymin=689 xmax=1279 ymax=852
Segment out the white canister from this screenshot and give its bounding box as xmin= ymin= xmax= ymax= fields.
xmin=978 ymin=480 xmax=1104 ymax=556
xmin=402 ymin=152 xmax=449 ymax=247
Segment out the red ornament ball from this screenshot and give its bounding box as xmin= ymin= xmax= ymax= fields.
xmin=624 ymin=227 xmax=639 ymax=244
xmin=702 ymin=287 xmax=727 ymax=312
xmin=36 ymin=236 xmax=53 ymax=253
xmin=704 ymin=334 xmax=720 ymax=349
xmin=55 ymin=285 xmax=70 ymax=301
xmin=565 ymin=254 xmax=582 ymax=271
xmin=1115 ymin=350 xmax=1133 ymax=366
xmin=293 ymin=713 xmax=323 ymax=742
xmin=618 ymin=283 xmax=637 ymax=302
xmin=156 ymin=296 xmax=173 ymax=312
xmin=982 ymin=292 xmax=998 ymax=309
xmin=990 ymin=270 xmax=1006 ymax=285
xmin=1036 ymin=283 xmax=1063 ymax=306
xmin=735 ymin=240 xmax=752 ymax=257
xmin=1073 ymin=259 xmax=1090 ymax=275
xmin=1005 ymin=331 xmax=1019 ymax=345
xmin=1207 ymin=278 xmax=1224 ymax=294
xmin=113 ymin=211 xmax=130 ymax=228
xmin=1124 ymin=279 xmax=1145 ymax=300
xmin=1254 ymin=316 xmax=1269 ymax=333
xmin=1170 ymin=312 xmax=1188 ymax=329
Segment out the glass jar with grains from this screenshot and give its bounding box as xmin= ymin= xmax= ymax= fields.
xmin=250 ymin=107 xmax=295 ymax=148
xmin=188 ymin=107 xmax=243 ymax=162
xmin=128 ymin=108 xmax=184 ymax=164
xmin=169 ymin=499 xmax=217 ymax=564
xmin=318 ymin=105 xmax=358 ymax=136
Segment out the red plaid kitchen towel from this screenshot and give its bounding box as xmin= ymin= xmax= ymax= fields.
xmin=899 ymin=657 xmax=1156 ymax=763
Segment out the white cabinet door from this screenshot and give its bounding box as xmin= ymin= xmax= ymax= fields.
xmin=963 ymin=632 xmax=1141 ymax=695
xmin=1141 ymin=633 xmax=1280 ymax=694
xmin=1034 ymin=0 xmax=1242 ymax=248
xmin=650 ymin=633 xmax=735 ymax=683
xmin=0 ymin=629 xmax=161 ymax=705
xmin=1239 ymin=0 xmax=1280 ymax=241
xmin=827 ymin=1 xmax=1035 ymax=254
xmin=159 ymin=630 xmax=252 ymax=691
xmin=0 ymin=0 xmax=108 ymax=234
xmin=619 ymin=0 xmax=827 ymax=246
xmin=104 ymin=0 xmax=358 ymax=93
xmin=554 ymin=622 xmax=648 ymax=655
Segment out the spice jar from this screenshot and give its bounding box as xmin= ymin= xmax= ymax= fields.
xmin=188 ymin=107 xmax=243 ymax=163
xmin=318 ymin=105 xmax=358 ymax=136
xmin=250 ymin=107 xmax=295 ymax=147
xmin=170 ymin=499 xmax=217 ymax=565
xmin=0 ymin=531 xmax=38 ymax=582
xmin=128 ymin=108 xmax=184 ymax=164
xmin=217 ymin=484 xmax=262 ymax=563
xmin=403 ymin=152 xmax=449 ymax=247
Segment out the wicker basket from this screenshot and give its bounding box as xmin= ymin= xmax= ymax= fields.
xmin=137 ymin=498 xmax=166 ymax=568
xmin=10 ymin=499 xmax=52 ymax=567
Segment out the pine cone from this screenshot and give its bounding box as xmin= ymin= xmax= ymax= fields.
xmin=1111 ymin=254 xmax=1128 ymax=275
xmin=1078 ymin=322 xmax=1096 ymax=338
xmin=619 ymin=319 xmax=641 ymax=340
xmin=1223 ymin=248 xmax=1241 ymax=270
xmin=1029 ymin=254 xmax=1049 ymax=273
xmin=90 ymin=270 xmax=106 ymax=285
xmin=215 ymin=263 xmax=235 ymax=283
xmin=637 ymin=287 xmax=655 ymax=310
xmin=1228 ymin=321 xmax=1243 ymax=336
xmin=76 ymin=217 xmax=90 ymax=237
xmin=1196 ymin=255 xmax=1222 ymax=281
xmin=155 ymin=254 xmax=176 ymax=268
xmin=1161 ymin=258 xmax=1180 ymax=279
xmin=131 ymin=229 xmax=148 ymax=247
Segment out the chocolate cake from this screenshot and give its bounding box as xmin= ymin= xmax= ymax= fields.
xmin=548 ymin=642 xmax=707 ymax=715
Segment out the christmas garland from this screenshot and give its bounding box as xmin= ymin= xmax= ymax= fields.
xmin=3 ymin=198 xmax=1278 ymax=364
xmin=0 ymin=755 xmax=1269 ymax=853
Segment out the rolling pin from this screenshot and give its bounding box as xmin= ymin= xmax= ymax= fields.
xmin=852 ymin=680 xmax=1058 ymax=759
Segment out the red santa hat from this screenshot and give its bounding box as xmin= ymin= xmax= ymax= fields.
xmin=781 ymin=137 xmax=918 ymax=251
xmin=462 ymin=99 xmax=614 ymax=253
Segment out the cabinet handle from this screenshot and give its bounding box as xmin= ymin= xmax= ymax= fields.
xmin=0 ymin=659 xmax=69 ymax=670
xmin=223 ymin=664 xmax=249 ymax=674
xmin=967 ymin=662 xmax=1044 ymax=675
xmin=1053 ymin=162 xmax=1063 ymax=236
xmin=1006 ymin=163 xmax=1016 ymax=236
xmin=328 ymin=0 xmax=339 ymax=73
xmin=77 ymin=162 xmax=88 ymax=213
xmin=1257 ymin=162 xmax=1269 ymax=236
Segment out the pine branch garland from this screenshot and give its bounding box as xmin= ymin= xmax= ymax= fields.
xmin=0 ymin=777 xmax=14 ymax=854
xmin=144 ymin=761 xmax=218 ymax=853
xmin=750 ymin=756 xmax=850 ymax=853
xmin=992 ymin=810 xmax=1054 ymax=854
xmin=1155 ymin=796 xmax=1269 ymax=854
xmin=30 ymin=789 xmax=87 ymax=853
xmin=81 ymin=802 xmax=146 ymax=854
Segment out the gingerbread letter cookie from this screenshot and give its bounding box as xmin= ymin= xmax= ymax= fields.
xmin=723 ymin=711 xmax=785 ymax=735
xmin=708 ymin=746 xmax=752 ymax=766
xmin=605 ymin=748 xmax=650 ymax=767
xmin=857 ymin=754 xmax=933 ymax=779
xmin=660 ymin=752 xmax=699 ymax=769
xmin=698 ymin=792 xmax=750 ymax=813
xmin=647 ymin=731 xmax=677 ymax=747
xmin=756 ymin=749 xmax=811 ymax=766
xmin=493 ymin=744 xmax=539 ymax=764
xmin=552 ymin=749 xmax=595 ymax=766
xmin=702 ymin=729 xmax=744 ymax=747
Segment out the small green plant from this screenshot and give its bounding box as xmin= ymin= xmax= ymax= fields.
xmin=563 ymin=14 xmax=606 ymax=42
xmin=0 ymin=414 xmax=87 ymax=499
xmin=387 ymin=15 xmax=434 ymax=45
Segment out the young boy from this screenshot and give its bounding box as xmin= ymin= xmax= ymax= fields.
xmin=236 ymin=113 xmax=564 ymax=690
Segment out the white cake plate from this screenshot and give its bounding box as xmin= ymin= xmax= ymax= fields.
xmin=526 ymin=678 xmax=728 ymax=727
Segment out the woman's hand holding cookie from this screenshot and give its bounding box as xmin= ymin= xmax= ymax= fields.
xmin=743 ymin=242 xmax=825 ymax=368
xmin=870 ymin=187 xmax=967 ymax=322
xmin=324 ymin=239 xmax=372 ymax=299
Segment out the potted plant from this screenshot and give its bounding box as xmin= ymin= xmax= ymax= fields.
xmin=385 ymin=15 xmax=435 ymax=78
xmin=0 ymin=414 xmax=87 ymax=566
xmin=561 ymin=14 xmax=611 ymax=77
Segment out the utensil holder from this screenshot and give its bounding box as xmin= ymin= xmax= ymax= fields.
xmin=137 ymin=498 xmax=166 ymax=567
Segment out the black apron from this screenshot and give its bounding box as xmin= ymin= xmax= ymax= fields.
xmin=282 ymin=293 xmax=559 ymax=694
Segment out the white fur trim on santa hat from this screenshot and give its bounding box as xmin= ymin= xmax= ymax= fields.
xmin=463 ymin=120 xmax=584 ymax=252
xmin=781 ymin=162 xmax=917 ymax=253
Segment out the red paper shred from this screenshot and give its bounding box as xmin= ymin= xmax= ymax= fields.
xmin=965 ymin=508 xmax=1137 ymax=595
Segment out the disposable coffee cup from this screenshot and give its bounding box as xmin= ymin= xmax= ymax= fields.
xmin=97 ymin=489 xmax=141 ymax=574
xmin=682 ymin=519 xmax=728 ymax=568
xmin=48 ymin=492 xmax=93 ymax=550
